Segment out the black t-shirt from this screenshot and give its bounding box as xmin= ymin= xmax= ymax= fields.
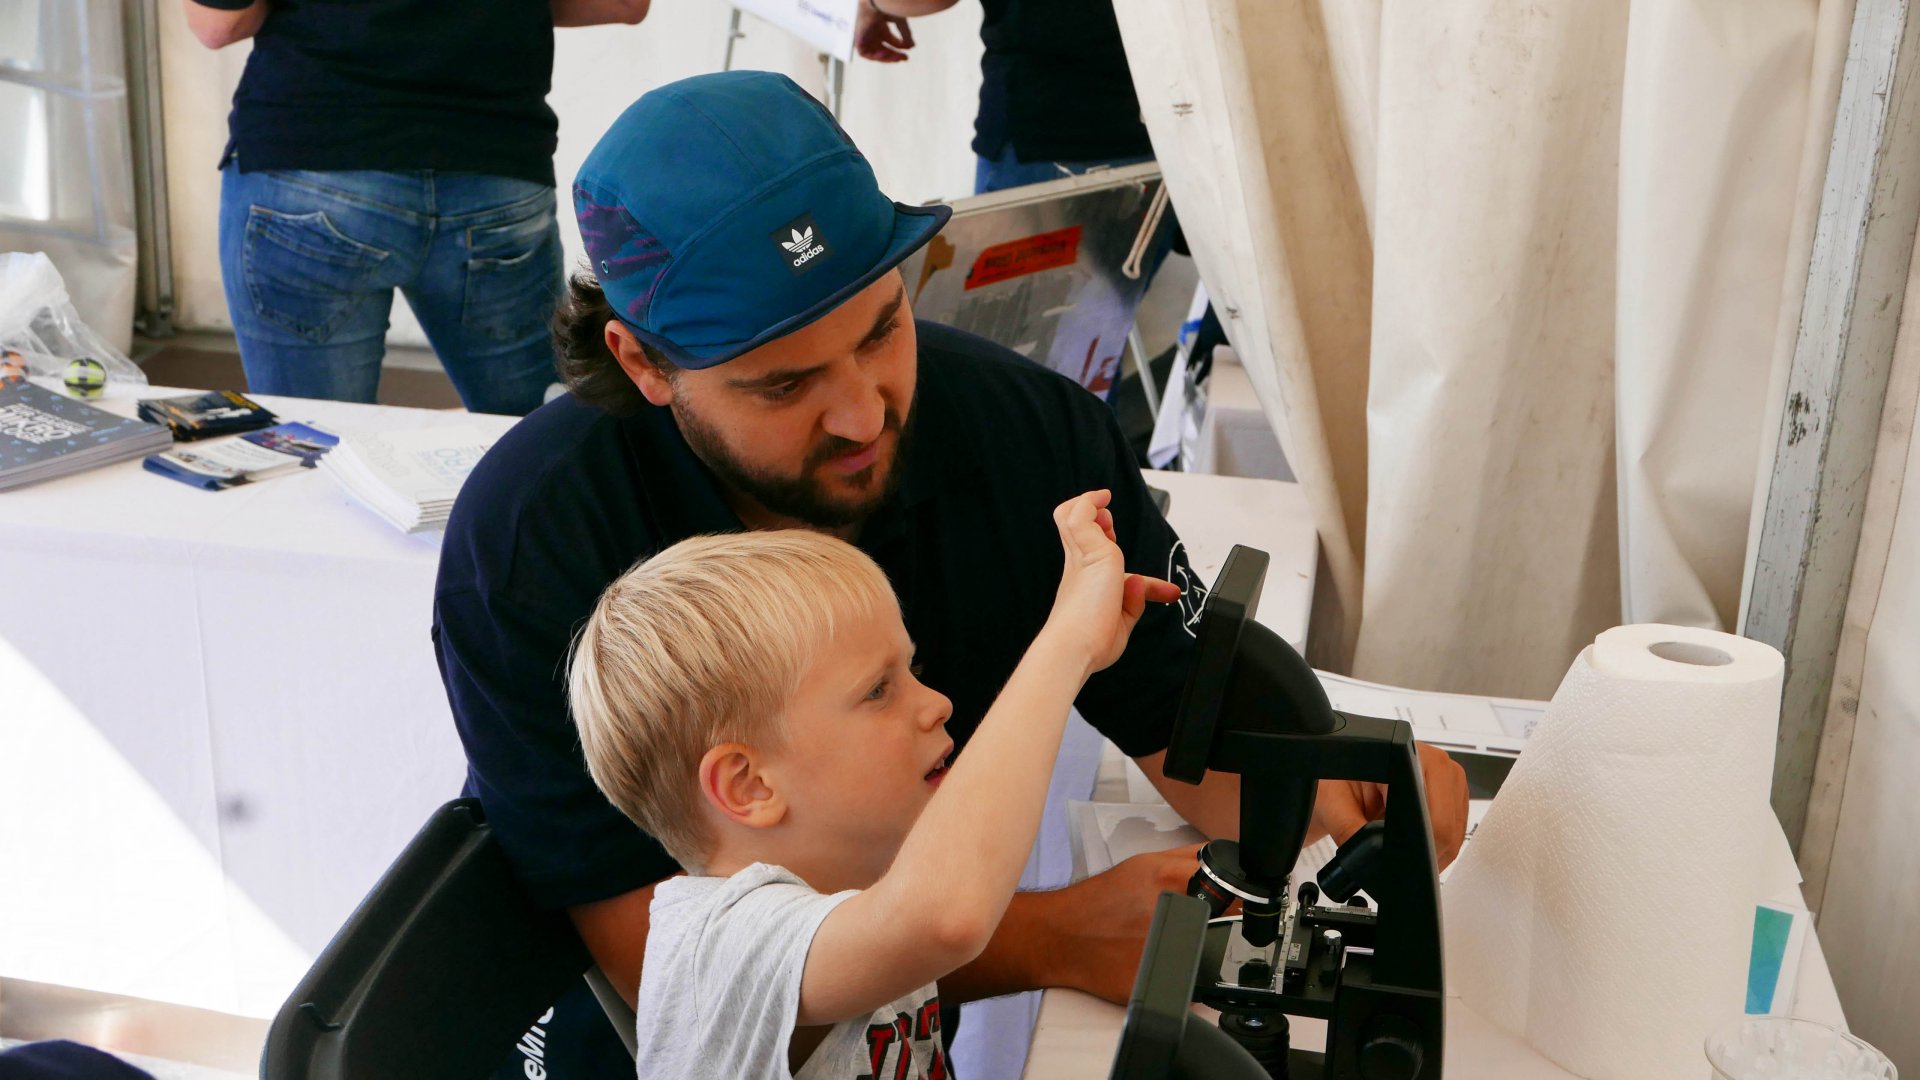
xmin=193 ymin=0 xmax=559 ymax=186
xmin=433 ymin=321 xmax=1200 ymax=909
xmin=972 ymin=0 xmax=1152 ymax=164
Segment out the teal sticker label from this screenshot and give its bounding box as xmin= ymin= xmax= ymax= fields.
xmin=1746 ymin=905 xmax=1794 ymax=1014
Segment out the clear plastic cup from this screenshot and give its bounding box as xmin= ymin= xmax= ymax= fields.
xmin=1706 ymin=1016 xmax=1897 ymax=1080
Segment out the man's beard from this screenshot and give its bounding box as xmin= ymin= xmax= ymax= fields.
xmin=673 ymin=396 xmax=917 ymax=528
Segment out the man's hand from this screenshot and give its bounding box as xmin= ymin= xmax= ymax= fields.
xmin=946 ymin=748 xmax=1467 ymax=1008
xmin=1041 ymin=845 xmax=1203 ymax=1003
xmin=854 ymin=1 xmax=915 ymax=62
xmin=937 ymin=845 xmax=1202 ymax=1006
xmin=1311 ymin=742 xmax=1470 ymax=867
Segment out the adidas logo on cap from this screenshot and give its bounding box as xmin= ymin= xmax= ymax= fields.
xmin=772 ymin=212 xmax=832 ymax=274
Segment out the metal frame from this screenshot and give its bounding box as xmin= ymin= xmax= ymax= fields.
xmin=721 ymin=9 xmax=847 ymax=121
xmin=1743 ymin=0 xmax=1920 ymax=853
xmin=721 ymin=7 xmax=745 ymax=71
xmin=825 ymin=55 xmax=845 ymax=119
xmin=123 ymin=0 xmax=174 ymax=339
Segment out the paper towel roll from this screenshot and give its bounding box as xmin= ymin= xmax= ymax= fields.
xmin=1442 ymin=624 xmax=1784 ymax=1079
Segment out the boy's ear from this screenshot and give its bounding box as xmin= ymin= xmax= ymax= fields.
xmin=698 ymin=743 xmax=787 ymax=829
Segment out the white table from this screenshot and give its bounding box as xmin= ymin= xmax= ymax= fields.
xmin=1189 ymin=352 xmax=1294 ymax=483
xmin=0 ymin=384 xmax=1323 ymax=1046
xmin=0 ymin=384 xmax=518 ymax=1017
xmin=1143 ymin=468 xmax=1316 ymax=650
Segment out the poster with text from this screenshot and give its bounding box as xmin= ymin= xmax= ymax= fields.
xmin=733 ymin=0 xmax=857 ymax=61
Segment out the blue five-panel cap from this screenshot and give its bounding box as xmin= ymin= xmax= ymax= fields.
xmin=574 ymin=70 xmax=952 ymax=369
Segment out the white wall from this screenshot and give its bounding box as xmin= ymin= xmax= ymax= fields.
xmin=155 ymin=1 xmax=984 ymax=344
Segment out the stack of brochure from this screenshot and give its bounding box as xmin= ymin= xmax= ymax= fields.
xmin=0 ymin=381 xmax=173 ymax=491
xmin=144 ymin=422 xmax=338 ymax=490
xmin=319 ymin=426 xmax=496 ymax=533
xmin=137 ymin=390 xmax=276 ymax=441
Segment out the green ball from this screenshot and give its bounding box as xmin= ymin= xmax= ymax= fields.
xmin=63 ymin=357 xmax=107 ymax=399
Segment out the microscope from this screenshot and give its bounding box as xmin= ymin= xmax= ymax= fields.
xmin=1108 ymin=546 xmax=1446 ymax=1080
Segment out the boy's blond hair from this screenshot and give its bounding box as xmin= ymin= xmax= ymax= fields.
xmin=567 ymin=530 xmax=898 ymax=871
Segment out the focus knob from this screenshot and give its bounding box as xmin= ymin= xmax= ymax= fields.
xmin=1357 ymin=1015 xmax=1426 ymax=1080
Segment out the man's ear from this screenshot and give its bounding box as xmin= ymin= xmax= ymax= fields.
xmin=606 ymin=320 xmax=677 ymax=408
xmin=698 ymin=743 xmax=787 ymax=829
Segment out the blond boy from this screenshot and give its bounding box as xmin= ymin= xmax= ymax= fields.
xmin=568 ymin=490 xmax=1179 ymax=1079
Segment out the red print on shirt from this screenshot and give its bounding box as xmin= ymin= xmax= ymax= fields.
xmin=856 ymin=999 xmax=948 ymax=1080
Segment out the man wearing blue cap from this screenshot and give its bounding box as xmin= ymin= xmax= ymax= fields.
xmin=435 ymin=70 xmax=1467 ymax=1072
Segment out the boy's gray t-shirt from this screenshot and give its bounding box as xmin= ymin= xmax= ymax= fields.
xmin=635 ymin=863 xmax=950 ymax=1080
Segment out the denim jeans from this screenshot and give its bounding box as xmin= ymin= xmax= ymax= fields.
xmin=218 ymin=165 xmax=563 ymax=416
xmin=973 ymin=145 xmax=1155 ymax=195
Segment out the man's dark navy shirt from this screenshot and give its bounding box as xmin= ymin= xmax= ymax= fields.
xmin=191 ymin=0 xmax=559 ymax=185
xmin=433 ymin=322 xmax=1198 ymax=909
xmin=972 ymin=0 xmax=1153 ymax=164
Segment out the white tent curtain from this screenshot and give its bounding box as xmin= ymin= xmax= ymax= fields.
xmin=1117 ymin=0 xmax=1853 ymax=699
xmin=0 ymin=0 xmax=139 ymax=354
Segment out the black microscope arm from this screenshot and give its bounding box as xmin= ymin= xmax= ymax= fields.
xmin=1212 ymin=715 xmax=1444 ymax=995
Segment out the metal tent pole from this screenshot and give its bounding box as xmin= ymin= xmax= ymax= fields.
xmin=1744 ymin=0 xmax=1920 ymax=869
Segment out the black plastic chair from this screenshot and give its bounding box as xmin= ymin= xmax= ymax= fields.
xmin=261 ymin=798 xmax=629 ymax=1078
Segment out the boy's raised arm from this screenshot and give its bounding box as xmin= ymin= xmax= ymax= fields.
xmin=795 ymin=490 xmax=1180 ymax=1025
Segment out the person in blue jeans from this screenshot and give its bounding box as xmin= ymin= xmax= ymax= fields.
xmin=185 ymin=0 xmax=650 ymax=415
xmin=852 ymin=0 xmax=1155 ymax=194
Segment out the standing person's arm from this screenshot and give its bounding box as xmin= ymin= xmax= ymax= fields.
xmin=183 ymin=0 xmax=267 ymax=49
xmin=550 ymin=0 xmax=649 ymax=27
xmin=853 ymin=0 xmax=955 ymax=63
xmin=863 ymin=0 xmax=957 ymax=14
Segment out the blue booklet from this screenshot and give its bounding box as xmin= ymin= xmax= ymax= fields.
xmin=144 ymin=421 xmax=339 ymax=491
xmin=0 ymin=381 xmax=174 ymax=491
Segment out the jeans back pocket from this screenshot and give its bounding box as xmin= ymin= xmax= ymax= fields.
xmin=242 ymin=206 xmax=393 ymax=344
xmin=462 ymin=200 xmax=562 ymax=346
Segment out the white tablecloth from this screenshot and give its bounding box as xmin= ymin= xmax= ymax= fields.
xmin=0 ymin=386 xmax=518 ymax=1016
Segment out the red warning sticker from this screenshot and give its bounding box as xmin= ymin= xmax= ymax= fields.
xmin=964 ymin=226 xmax=1083 ymax=290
